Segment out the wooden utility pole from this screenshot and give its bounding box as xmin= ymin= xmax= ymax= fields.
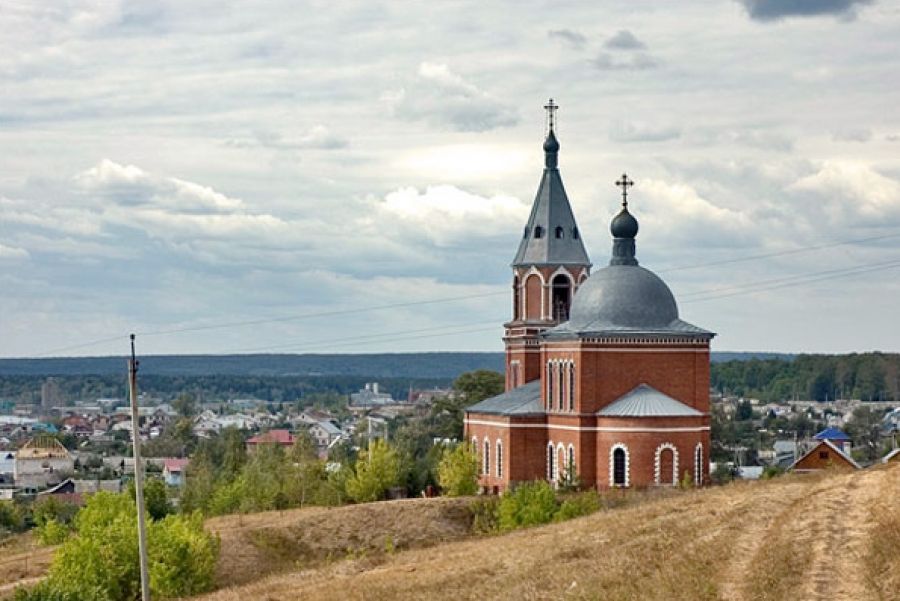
xmin=128 ymin=334 xmax=151 ymax=601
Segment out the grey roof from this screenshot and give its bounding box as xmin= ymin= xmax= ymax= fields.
xmin=547 ymin=264 xmax=712 ymax=337
xmin=512 ymin=131 xmax=591 ymax=268
xmin=465 ymin=380 xmax=543 ymax=416
xmin=597 ymin=384 xmax=703 ymax=417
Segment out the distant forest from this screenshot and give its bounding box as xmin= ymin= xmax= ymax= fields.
xmin=712 ymin=353 xmax=900 ymax=402
xmin=2 ymin=351 xmax=898 ymax=405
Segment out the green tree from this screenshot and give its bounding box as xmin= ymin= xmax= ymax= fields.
xmin=220 ymin=427 xmax=247 ymax=482
xmin=437 ymin=443 xmax=479 ymax=496
xmin=0 ymin=501 xmax=24 ymax=534
xmin=346 ymin=439 xmax=400 ymax=503
xmin=173 ymin=392 xmax=197 ymax=418
xmin=128 ymin=478 xmax=172 ymax=521
xmin=16 ymin=492 xmax=219 ymax=600
xmin=454 ymin=370 xmax=504 ymax=405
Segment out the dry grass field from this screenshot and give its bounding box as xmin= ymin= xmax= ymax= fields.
xmin=197 ymin=465 xmax=900 ymax=601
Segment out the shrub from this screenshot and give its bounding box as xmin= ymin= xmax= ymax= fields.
xmin=437 ymin=444 xmax=479 ymax=497
xmin=34 ymin=519 xmax=70 ymax=546
xmin=128 ymin=478 xmax=172 ymax=521
xmin=468 ymin=496 xmax=500 ymax=534
xmin=497 ymin=481 xmax=559 ymax=532
xmin=0 ymin=501 xmax=25 ymax=533
xmin=32 ymin=497 xmax=78 ymax=528
xmin=555 ymin=491 xmax=600 ymax=522
xmin=15 ymin=492 xmax=218 ymax=600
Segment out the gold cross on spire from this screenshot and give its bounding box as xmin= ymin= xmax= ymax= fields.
xmin=615 ymin=173 xmax=634 ymax=208
xmin=544 ymin=98 xmax=558 ymax=132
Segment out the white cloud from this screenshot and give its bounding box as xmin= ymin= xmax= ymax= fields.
xmin=609 ymin=121 xmax=681 ymax=143
xmin=790 ymin=161 xmax=900 ymax=226
xmin=386 ymin=62 xmax=519 ymax=132
xmin=0 ymin=243 xmax=28 ymax=259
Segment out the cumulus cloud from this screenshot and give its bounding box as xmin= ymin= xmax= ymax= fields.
xmin=609 ymin=121 xmax=681 ymax=143
xmin=548 ymin=29 xmax=587 ymax=49
xmin=386 ymin=62 xmax=519 ymax=132
xmin=592 ymin=52 xmax=658 ymax=70
xmin=0 ymin=243 xmax=28 ymax=259
xmin=790 ymin=161 xmax=900 ymax=226
xmin=604 ymin=30 xmax=646 ymax=50
xmin=737 ymin=0 xmax=874 ymax=21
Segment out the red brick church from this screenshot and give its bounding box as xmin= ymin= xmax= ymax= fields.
xmin=464 ymin=103 xmax=715 ymax=493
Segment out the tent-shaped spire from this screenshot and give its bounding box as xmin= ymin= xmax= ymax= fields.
xmin=512 ymin=105 xmax=590 ymax=268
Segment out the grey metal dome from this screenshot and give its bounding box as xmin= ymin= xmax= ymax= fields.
xmin=610 ymin=208 xmax=638 ymax=239
xmin=567 ymin=264 xmax=678 ymax=331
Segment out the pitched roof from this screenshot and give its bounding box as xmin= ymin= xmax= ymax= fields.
xmin=789 ymin=439 xmax=861 ymax=471
xmin=163 ymin=458 xmax=190 ymax=473
xmin=882 ymin=448 xmax=900 ymax=464
xmin=512 ymin=130 xmax=590 ymax=268
xmin=247 ymin=429 xmax=294 ymax=445
xmin=465 ymin=380 xmax=543 ymax=416
xmin=597 ymin=384 xmax=702 ymax=417
xmin=814 ymin=427 xmax=851 ymax=441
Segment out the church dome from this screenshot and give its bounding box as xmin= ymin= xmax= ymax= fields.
xmin=610 ymin=207 xmax=638 ymax=239
xmin=567 ymin=264 xmax=678 ymax=331
xmin=543 ymin=130 xmax=560 ymax=153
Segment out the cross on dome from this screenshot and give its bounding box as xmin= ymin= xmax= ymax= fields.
xmin=544 ymin=98 xmax=558 ymax=132
xmin=615 ymin=173 xmax=634 ymax=208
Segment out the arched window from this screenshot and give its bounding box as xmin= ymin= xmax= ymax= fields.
xmin=567 ymin=444 xmax=575 ymax=476
xmin=554 ymin=226 xmax=564 ymax=239
xmin=547 ymin=442 xmax=555 ymax=482
xmin=534 ymin=226 xmax=544 ymax=239
xmin=496 ymin=439 xmax=503 ymax=478
xmin=572 ymin=226 xmax=580 ymax=239
xmin=551 ymin=274 xmax=571 ymax=321
xmin=611 ymin=444 xmax=629 ymax=487
xmin=694 ymin=443 xmax=704 ymax=487
xmin=523 ymin=226 xmax=529 ymax=239
xmin=568 ymin=361 xmax=575 ymax=411
xmin=525 ymin=274 xmax=542 ymax=320
xmin=557 ymin=444 xmax=566 ymax=483
xmin=556 ymin=362 xmax=564 ymax=410
xmin=654 ymin=443 xmax=678 ymax=486
xmin=512 ymin=276 xmax=520 ymax=320
xmin=546 ymin=361 xmax=554 ymax=411
xmin=483 ymin=438 xmax=490 ymax=476
xmin=471 ymin=436 xmax=478 ymax=454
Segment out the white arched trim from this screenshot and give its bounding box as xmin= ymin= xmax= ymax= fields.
xmin=471 ymin=436 xmax=478 ymax=453
xmin=557 ymin=442 xmax=566 ymax=481
xmin=522 ymin=268 xmax=546 ymax=320
xmin=496 ymin=439 xmax=503 ymax=478
xmin=694 ymin=443 xmax=704 ymax=487
xmin=547 ymin=441 xmax=555 ymax=482
xmin=654 ymin=442 xmax=679 ymax=486
xmin=610 ymin=443 xmax=630 ymax=488
xmin=548 ymin=266 xmax=575 ymax=286
xmin=483 ymin=437 xmax=490 ymax=476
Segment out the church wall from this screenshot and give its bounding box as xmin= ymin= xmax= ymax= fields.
xmin=571 ymin=343 xmax=711 ymax=415
xmin=465 ymin=413 xmax=546 ymax=493
xmin=593 ymin=419 xmax=709 ymax=489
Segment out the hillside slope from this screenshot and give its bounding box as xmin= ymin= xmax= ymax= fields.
xmin=198 ymin=466 xmax=899 ymax=601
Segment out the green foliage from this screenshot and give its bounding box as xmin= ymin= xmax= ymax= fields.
xmin=454 ymin=370 xmax=504 ymax=405
xmin=172 ymin=392 xmax=197 ymax=418
xmin=711 ymin=463 xmax=736 ymax=485
xmin=32 ymin=497 xmax=78 ymax=528
xmin=34 ymin=519 xmax=69 ymax=546
xmin=346 ymin=439 xmax=401 ymax=503
xmin=761 ymin=465 xmax=785 ymax=480
xmin=497 ymin=481 xmax=559 ymax=532
xmin=437 ymin=443 xmax=479 ymax=497
xmin=128 ymin=478 xmax=172 ymax=521
xmin=468 ymin=496 xmax=500 ymax=534
xmin=555 ymin=491 xmax=600 ymax=522
xmin=17 ymin=492 xmax=218 ymax=601
xmin=0 ymin=501 xmax=25 ymax=533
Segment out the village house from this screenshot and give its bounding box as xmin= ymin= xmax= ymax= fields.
xmin=882 ymin=448 xmax=900 ymax=464
xmin=14 ymin=435 xmax=74 ymax=491
xmin=246 ymin=429 xmax=294 ymax=452
xmin=308 ymin=421 xmax=343 ymax=450
xmin=789 ymin=439 xmax=860 ymax=472
xmin=163 ymin=458 xmax=190 ymax=487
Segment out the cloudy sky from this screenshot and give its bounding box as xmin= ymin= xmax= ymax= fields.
xmin=1 ymin=0 xmax=899 ymax=357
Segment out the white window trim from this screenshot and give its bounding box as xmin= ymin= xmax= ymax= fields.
xmin=547 ymin=441 xmax=555 ymax=482
xmin=654 ymin=442 xmax=679 ymax=486
xmin=694 ymin=443 xmax=704 ymax=487
xmin=496 ymin=439 xmax=503 ymax=478
xmin=610 ymin=443 xmax=630 ymax=488
xmin=567 ymin=443 xmax=575 ymax=474
xmin=483 ymin=438 xmax=490 ymax=476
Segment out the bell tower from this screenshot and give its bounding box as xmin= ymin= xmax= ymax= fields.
xmin=504 ymin=100 xmax=591 ymax=390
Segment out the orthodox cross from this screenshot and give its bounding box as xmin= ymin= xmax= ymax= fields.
xmin=615 ymin=173 xmax=634 ymax=208
xmin=544 ymin=98 xmax=558 ymax=132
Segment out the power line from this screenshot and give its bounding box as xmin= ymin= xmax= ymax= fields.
xmin=658 ymin=232 xmax=900 ymax=274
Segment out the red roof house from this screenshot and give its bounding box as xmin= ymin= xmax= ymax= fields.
xmin=246 ymin=429 xmax=295 ymax=451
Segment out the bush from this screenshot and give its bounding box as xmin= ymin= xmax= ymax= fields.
xmin=15 ymin=491 xmax=219 ymax=600
xmin=497 ymin=481 xmax=559 ymax=532
xmin=32 ymin=497 xmax=79 ymax=529
xmin=555 ymin=491 xmax=600 ymax=522
xmin=346 ymin=439 xmax=400 ymax=503
xmin=0 ymin=501 xmax=25 ymax=534
xmin=468 ymin=496 xmax=500 ymax=534
xmin=34 ymin=519 xmax=70 ymax=546
xmin=128 ymin=478 xmax=172 ymax=521
xmin=437 ymin=444 xmax=479 ymax=497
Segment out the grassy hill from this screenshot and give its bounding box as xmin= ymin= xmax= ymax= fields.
xmin=195 ymin=466 xmax=898 ymax=601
